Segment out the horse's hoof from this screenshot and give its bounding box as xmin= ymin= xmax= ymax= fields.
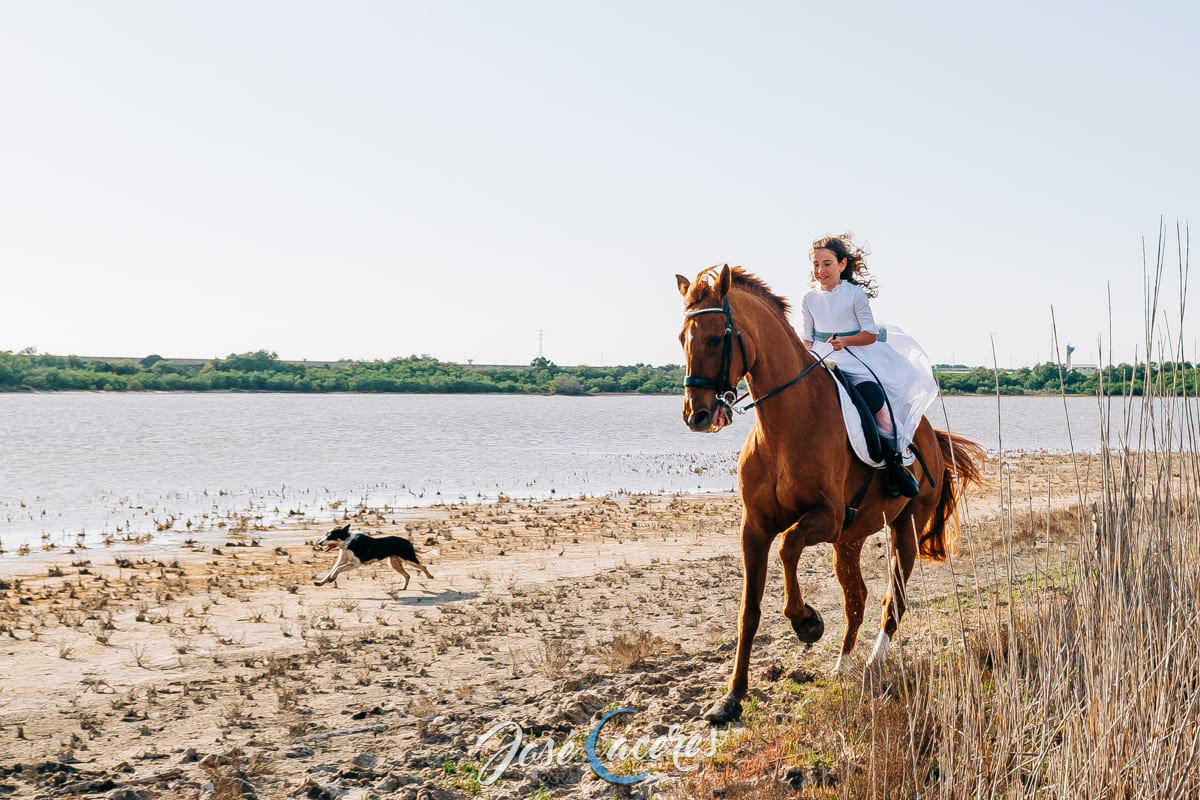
xmin=791 ymin=604 xmax=824 ymax=644
xmin=831 ymin=652 xmax=853 ymax=676
xmin=702 ymin=692 xmax=743 ymax=725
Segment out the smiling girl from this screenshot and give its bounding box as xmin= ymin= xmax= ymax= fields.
xmin=799 ymin=233 xmax=938 ymax=498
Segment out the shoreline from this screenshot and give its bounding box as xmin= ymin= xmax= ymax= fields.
xmin=0 ymin=489 xmax=739 ymax=578
xmin=0 ymin=488 xmax=743 ymax=566
xmin=1 ymin=443 xmax=1085 ymax=567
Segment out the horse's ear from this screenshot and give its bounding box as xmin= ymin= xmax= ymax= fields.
xmin=717 ymin=265 xmax=732 ymax=298
xmin=675 ymin=274 xmax=691 ymax=298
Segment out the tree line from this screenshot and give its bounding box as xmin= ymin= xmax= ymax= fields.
xmin=935 ymin=362 xmax=1196 ymax=396
xmin=0 ymin=349 xmax=1191 ymax=396
xmin=0 ymin=350 xmax=681 ymax=394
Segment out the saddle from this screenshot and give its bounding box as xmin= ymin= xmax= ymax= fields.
xmin=827 ymin=365 xmax=883 ymax=463
xmin=824 ymin=363 xmax=932 ymax=524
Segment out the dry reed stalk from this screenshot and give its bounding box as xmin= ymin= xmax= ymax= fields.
xmin=886 ymin=222 xmax=1200 ymax=799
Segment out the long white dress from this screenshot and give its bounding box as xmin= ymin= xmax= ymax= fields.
xmin=799 ymin=281 xmax=938 ymax=451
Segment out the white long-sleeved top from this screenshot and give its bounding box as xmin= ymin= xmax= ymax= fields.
xmin=800 ymin=281 xmax=938 ymax=450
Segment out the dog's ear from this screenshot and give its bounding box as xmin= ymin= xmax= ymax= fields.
xmin=334 ymin=524 xmax=350 ymax=534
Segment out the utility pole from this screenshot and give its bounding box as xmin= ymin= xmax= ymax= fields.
xmin=537 ymin=329 xmax=544 ymax=359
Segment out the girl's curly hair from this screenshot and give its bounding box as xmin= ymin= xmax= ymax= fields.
xmin=810 ymin=233 xmax=878 ymax=298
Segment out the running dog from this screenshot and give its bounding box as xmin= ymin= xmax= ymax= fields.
xmin=313 ymin=524 xmax=433 ymax=589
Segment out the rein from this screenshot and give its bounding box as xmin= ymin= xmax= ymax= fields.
xmin=683 ymin=298 xmax=827 ymax=414
xmin=737 ymin=358 xmax=826 ymax=412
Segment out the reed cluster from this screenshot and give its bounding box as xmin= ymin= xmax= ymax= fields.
xmin=897 ymin=431 xmax=1200 ymax=797
xmin=890 ymin=224 xmax=1199 ymax=798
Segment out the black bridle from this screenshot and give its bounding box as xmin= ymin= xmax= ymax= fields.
xmin=683 ymin=297 xmax=826 ymax=415
xmin=682 ymin=299 xmax=747 ymax=408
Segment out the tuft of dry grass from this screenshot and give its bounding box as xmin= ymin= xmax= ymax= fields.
xmin=127 ymin=643 xmax=153 ymax=669
xmin=530 ymin=635 xmax=575 ymax=678
xmin=601 ymin=628 xmax=664 ymax=672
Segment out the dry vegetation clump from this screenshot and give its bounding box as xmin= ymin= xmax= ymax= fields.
xmin=601 ymin=628 xmax=665 ymax=672
xmin=530 ymin=635 xmax=576 ymax=679
xmin=912 ymin=430 xmax=1200 ymax=799
xmin=668 ymin=666 xmax=920 ymax=799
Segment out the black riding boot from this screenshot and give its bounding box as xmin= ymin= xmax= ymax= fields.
xmin=886 ymin=449 xmax=919 ymax=499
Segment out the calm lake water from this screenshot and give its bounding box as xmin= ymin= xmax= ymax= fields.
xmin=0 ymin=392 xmax=1178 ymax=554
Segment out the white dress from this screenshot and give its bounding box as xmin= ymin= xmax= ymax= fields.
xmin=799 ymin=281 xmax=938 ymax=451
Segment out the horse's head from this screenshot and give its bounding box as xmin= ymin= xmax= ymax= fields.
xmin=676 ymin=265 xmax=746 ymax=433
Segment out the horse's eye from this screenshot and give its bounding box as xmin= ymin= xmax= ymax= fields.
xmin=707 ymin=336 xmax=722 ymax=348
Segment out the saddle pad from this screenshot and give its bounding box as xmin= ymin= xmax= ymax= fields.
xmin=827 ymin=365 xmax=914 ymax=470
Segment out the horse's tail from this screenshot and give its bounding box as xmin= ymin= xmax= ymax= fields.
xmin=919 ymin=430 xmax=987 ymax=561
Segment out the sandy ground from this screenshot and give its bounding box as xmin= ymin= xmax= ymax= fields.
xmin=0 ymin=452 xmax=1100 ymax=799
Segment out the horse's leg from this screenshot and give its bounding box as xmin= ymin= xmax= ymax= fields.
xmin=778 ymin=511 xmax=834 ymax=644
xmin=703 ymin=523 xmax=772 ymax=725
xmin=868 ymin=512 xmax=920 ymax=667
xmin=831 ymin=539 xmax=867 ymax=675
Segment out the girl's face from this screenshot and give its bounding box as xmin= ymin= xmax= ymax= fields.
xmin=811 ymin=248 xmax=845 ymax=290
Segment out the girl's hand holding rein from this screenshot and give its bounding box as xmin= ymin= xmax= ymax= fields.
xmin=829 ymin=331 xmax=878 ymax=350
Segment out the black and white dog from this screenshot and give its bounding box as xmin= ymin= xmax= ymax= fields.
xmin=313 ymin=524 xmax=434 ymax=589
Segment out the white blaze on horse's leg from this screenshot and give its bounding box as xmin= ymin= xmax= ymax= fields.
xmin=866 ymin=631 xmax=891 ymax=667
xmin=832 ymin=652 xmax=852 ymax=676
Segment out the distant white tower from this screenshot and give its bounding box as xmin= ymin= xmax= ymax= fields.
xmin=1066 ymin=344 xmax=1075 ymax=372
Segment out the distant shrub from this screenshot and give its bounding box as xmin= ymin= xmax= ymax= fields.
xmin=550 ymin=375 xmax=585 ymax=395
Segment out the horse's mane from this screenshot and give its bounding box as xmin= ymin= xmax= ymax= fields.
xmin=685 ymin=265 xmax=792 ymax=321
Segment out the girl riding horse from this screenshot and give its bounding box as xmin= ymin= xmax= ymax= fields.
xmin=676 ymin=264 xmax=984 ymax=724
xmin=800 ymin=234 xmax=940 ymax=499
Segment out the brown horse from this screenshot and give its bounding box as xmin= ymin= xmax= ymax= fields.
xmin=676 ymin=265 xmax=984 ymax=724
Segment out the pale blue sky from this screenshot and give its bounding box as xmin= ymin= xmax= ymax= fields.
xmin=2 ymin=1 xmax=1196 ymax=368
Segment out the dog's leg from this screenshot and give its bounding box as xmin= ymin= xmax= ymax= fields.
xmin=413 ymin=561 xmax=434 ymax=581
xmin=324 ymin=562 xmax=358 ymax=586
xmin=314 ymin=557 xmax=340 ymax=587
xmin=315 ymin=553 xmax=354 ymax=587
xmin=388 ymin=557 xmax=411 ymax=590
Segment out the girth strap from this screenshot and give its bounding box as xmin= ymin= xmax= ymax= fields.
xmin=843 ymin=442 xmax=934 ymax=529
xmin=842 ymin=469 xmax=875 ymax=529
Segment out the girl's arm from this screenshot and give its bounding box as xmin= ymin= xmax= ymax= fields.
xmin=828 ymin=330 xmax=877 ymax=349
xmin=799 ymin=294 xmax=816 ymax=347
xmin=830 ymin=286 xmax=879 ymax=349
